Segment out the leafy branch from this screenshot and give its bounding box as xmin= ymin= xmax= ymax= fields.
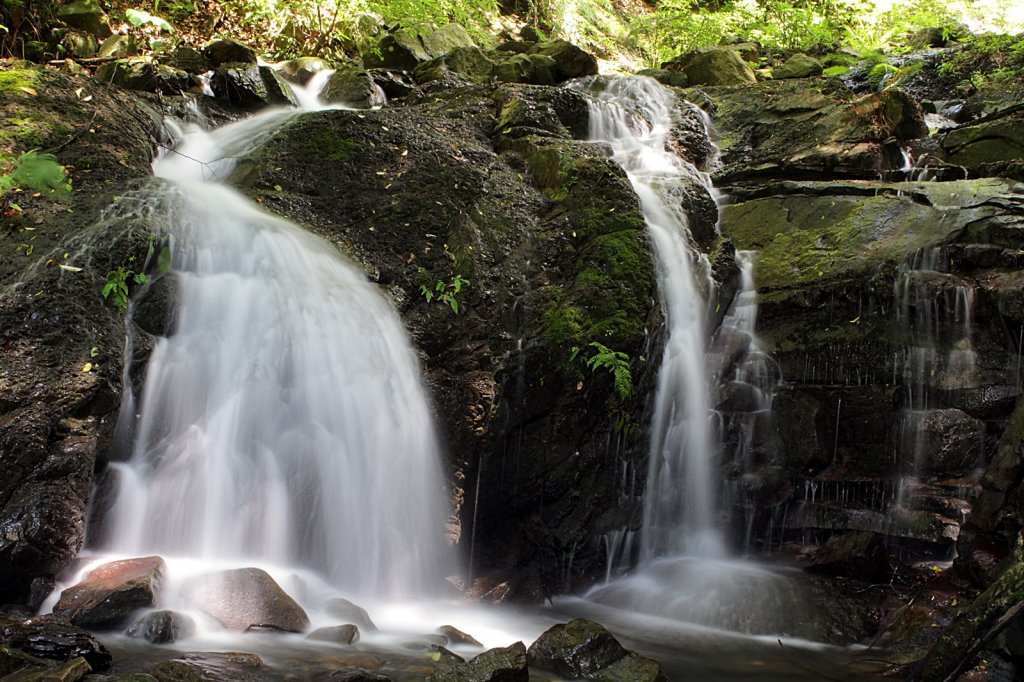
xmin=419 ymin=271 xmax=470 ymax=315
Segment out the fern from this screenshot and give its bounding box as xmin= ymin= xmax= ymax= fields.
xmin=586 ymin=341 xmax=632 ymax=401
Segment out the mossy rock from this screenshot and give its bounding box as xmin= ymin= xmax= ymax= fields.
xmin=57 ymin=29 xmax=99 ymax=59
xmin=636 ymin=68 xmax=688 ymax=88
xmin=493 ymin=53 xmax=557 ymax=86
xmin=414 ymin=46 xmax=494 ymax=85
xmin=664 ymin=47 xmax=756 ymax=86
xmin=276 ymin=56 xmax=328 ymax=85
xmin=772 ymin=53 xmax=823 ymax=79
xmin=322 ymin=69 xmax=385 ymax=108
xmin=210 ymin=63 xmax=297 ymax=108
xmin=56 ymin=0 xmax=110 ymax=38
xmin=95 ymin=58 xmax=193 ymax=94
xmin=363 ymin=23 xmax=476 ymax=71
xmin=529 ymin=39 xmax=598 ymax=82
xmin=942 ymin=112 xmax=1024 ymax=167
xmin=203 ymin=37 xmax=258 ymax=67
xmin=97 ymin=35 xmax=139 ymax=60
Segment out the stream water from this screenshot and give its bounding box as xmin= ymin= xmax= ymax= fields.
xmin=42 ymin=75 xmax=884 ymax=680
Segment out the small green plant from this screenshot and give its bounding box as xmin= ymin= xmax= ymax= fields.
xmin=418 ymin=270 xmax=470 ymax=314
xmin=125 ymin=8 xmax=173 ymax=33
xmin=0 ymin=150 xmax=70 ymax=196
xmin=103 ymin=266 xmax=149 ymax=312
xmin=584 ymin=341 xmax=633 ymax=401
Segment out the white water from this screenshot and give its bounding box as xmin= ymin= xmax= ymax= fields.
xmin=99 ymin=85 xmax=452 ymax=598
xmin=578 ymin=76 xmax=721 ymax=559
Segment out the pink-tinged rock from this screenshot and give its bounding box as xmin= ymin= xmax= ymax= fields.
xmin=52 ymin=556 xmax=165 ymax=629
xmin=182 ymin=567 xmax=310 ymax=633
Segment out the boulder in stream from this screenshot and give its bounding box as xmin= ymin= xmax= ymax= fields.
xmin=663 ymin=47 xmax=757 ymax=86
xmin=182 ymin=567 xmax=310 ymax=633
xmin=53 ymin=556 xmax=165 ymax=629
xmin=428 ymin=641 xmax=528 ymax=682
xmin=324 ymin=598 xmax=377 ymax=631
xmin=308 ymin=624 xmax=360 ymax=645
xmin=126 ymin=609 xmax=196 ymax=644
xmin=526 ymin=618 xmax=627 ymax=678
xmin=0 ymin=619 xmax=111 ymax=671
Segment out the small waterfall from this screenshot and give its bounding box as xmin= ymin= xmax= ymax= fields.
xmin=100 ymin=86 xmax=452 ymax=597
xmin=576 ymin=76 xmax=720 ymax=560
xmin=573 ymin=77 xmax=820 ymax=638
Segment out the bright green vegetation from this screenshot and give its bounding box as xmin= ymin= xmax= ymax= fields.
xmin=103 ymin=265 xmax=149 ymax=312
xmin=418 ymin=270 xmax=470 ymax=314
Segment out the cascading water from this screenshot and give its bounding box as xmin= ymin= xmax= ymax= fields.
xmin=576 ymin=76 xmax=721 ymax=560
xmin=571 ymin=77 xmax=819 ymax=638
xmin=98 ymin=87 xmax=452 ymax=598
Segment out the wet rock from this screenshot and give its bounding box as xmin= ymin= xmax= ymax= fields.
xmin=491 ymin=84 xmax=590 ymax=140
xmin=916 ymin=409 xmax=985 ymax=476
xmin=0 ymin=646 xmax=92 ymax=681
xmin=715 ymin=380 xmax=764 ymax=412
xmin=528 ymin=40 xmax=598 ymax=82
xmin=56 ymin=0 xmax=111 ymax=38
xmin=204 ymin=38 xmax=258 ymax=67
xmin=182 ymin=567 xmax=309 ymax=633
xmin=324 ymin=598 xmax=377 ymax=631
xmin=165 ymin=46 xmax=210 ymax=75
xmin=150 ymin=652 xmax=270 ymax=682
xmin=429 ymin=645 xmax=466 ymax=667
xmin=493 ymin=53 xmax=556 ymax=86
xmin=429 ymin=641 xmax=528 ymax=682
xmin=772 ymin=53 xmax=823 ymax=79
xmin=53 ymin=555 xmax=165 ymax=628
xmin=126 ymin=610 xmax=196 ymax=644
xmin=211 ymin=64 xmax=297 ymax=108
xmin=526 ymin=618 xmax=627 ymax=678
xmin=1 ymin=620 xmax=111 ymax=671
xmin=57 ymin=30 xmax=99 ymax=59
xmin=319 ymin=670 xmax=391 ymax=682
xmin=806 ymin=531 xmax=889 ymax=582
xmin=133 ymin=275 xmax=178 ymax=338
xmin=772 ymin=388 xmax=831 ymax=472
xmin=590 ymin=652 xmax=668 ymax=681
xmin=438 ymin=625 xmax=483 ymax=647
xmin=664 ymin=47 xmax=756 ymax=86
xmin=322 ymin=70 xmax=386 ymax=108
xmin=368 ymin=69 xmax=416 ymax=99
xmin=307 ymin=624 xmax=359 ymax=645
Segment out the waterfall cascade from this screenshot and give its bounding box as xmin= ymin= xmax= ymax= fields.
xmin=98 ymin=84 xmax=452 ymax=598
xmin=571 ymin=77 xmax=818 ymax=637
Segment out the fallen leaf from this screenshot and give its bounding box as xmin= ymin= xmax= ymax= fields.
xmin=58 ymin=264 xmax=83 ymax=272
xmin=19 ymin=86 xmax=38 ymax=96
xmin=82 ymin=362 xmax=93 ymax=373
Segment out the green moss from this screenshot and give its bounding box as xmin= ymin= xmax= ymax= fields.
xmin=0 ymin=69 xmax=40 ymax=94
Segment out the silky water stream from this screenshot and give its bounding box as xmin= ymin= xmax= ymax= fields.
xmin=42 ymin=76 xmax=881 ymax=680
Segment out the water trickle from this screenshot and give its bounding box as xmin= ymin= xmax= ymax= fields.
xmin=98 ymin=81 xmax=452 ymax=598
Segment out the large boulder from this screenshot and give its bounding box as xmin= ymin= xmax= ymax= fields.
xmin=362 ymin=23 xmax=476 ymax=71
xmin=428 ymin=641 xmax=528 ymax=682
xmin=56 ymin=0 xmax=111 ymax=38
xmin=415 ymin=46 xmax=495 ymax=85
xmin=324 ymin=598 xmax=377 ymax=631
xmin=942 ymin=110 xmax=1024 ymax=168
xmin=914 ymin=408 xmax=985 ymax=475
xmin=210 ymin=63 xmax=298 ymax=108
xmin=321 ymin=69 xmax=386 ymax=108
xmin=526 ymin=619 xmax=627 ymax=678
xmin=204 ymin=38 xmax=258 ymax=67
xmin=181 ymin=568 xmax=310 ymax=633
xmin=772 ymin=53 xmax=823 ymax=79
xmin=95 ymin=58 xmax=194 ymax=95
xmin=665 ymin=47 xmax=756 ymax=86
xmin=307 ymin=624 xmax=360 ymax=645
xmin=53 ymin=556 xmax=165 ymax=628
xmin=528 ymin=40 xmax=598 ymax=82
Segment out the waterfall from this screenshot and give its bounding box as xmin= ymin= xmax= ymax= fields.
xmin=100 ymin=88 xmax=451 ymax=597
xmin=576 ymin=76 xmax=721 ymax=559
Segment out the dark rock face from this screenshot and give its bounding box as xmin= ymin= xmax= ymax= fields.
xmin=126 ymin=610 xmax=196 ymax=644
xmin=429 ymin=641 xmax=528 ymax=682
xmin=526 ymin=618 xmax=627 ymax=678
xmin=150 ymin=652 xmax=272 ymax=682
xmin=181 ymin=568 xmax=309 ymax=633
xmin=211 ymin=64 xmax=297 ymax=109
xmin=234 ymin=79 xmax=667 ymax=588
xmin=53 ymin=555 xmax=165 ymax=628
xmin=95 ymin=59 xmax=194 ymax=95
xmin=0 ymin=67 xmax=161 ymax=606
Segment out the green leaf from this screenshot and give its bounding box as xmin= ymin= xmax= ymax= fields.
xmin=125 ymin=8 xmax=173 ymax=32
xmin=158 ymin=246 xmax=172 ymax=274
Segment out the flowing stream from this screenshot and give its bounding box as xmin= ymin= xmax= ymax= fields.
xmin=96 ymin=85 xmax=451 ymax=597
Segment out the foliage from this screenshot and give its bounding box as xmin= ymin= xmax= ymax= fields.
xmin=103 ymin=265 xmax=149 ymax=312
xmin=576 ymin=341 xmax=632 ymax=402
xmin=0 ymin=150 xmax=70 ymax=196
xmin=126 ymin=8 xmax=174 ymax=32
xmin=935 ymin=32 xmax=1024 ymax=89
xmin=419 ymin=270 xmax=470 ymax=314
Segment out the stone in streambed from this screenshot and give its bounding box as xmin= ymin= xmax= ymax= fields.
xmin=53 ymin=555 xmax=165 ymax=629
xmin=325 ymin=598 xmax=377 ymax=631
xmin=591 ymin=653 xmax=668 ymax=682
xmin=182 ymin=567 xmax=309 ymax=633
xmin=322 ymin=670 xmax=392 ymax=682
xmin=428 ymin=641 xmax=528 ymax=682
xmin=663 ymin=47 xmax=756 ymax=86
xmin=211 ymin=64 xmax=297 ymax=109
xmin=307 ymin=624 xmax=360 ymax=645
xmin=527 ymin=618 xmax=626 ymax=678
xmin=772 ymin=53 xmax=823 ymax=79
xmin=322 ymin=70 xmax=386 ymax=108
xmin=0 ymin=620 xmax=111 ymax=671
xmin=126 ymin=610 xmax=196 ymax=644
xmin=437 ymin=624 xmax=483 ymax=647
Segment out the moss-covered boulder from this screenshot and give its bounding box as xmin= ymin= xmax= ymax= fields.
xmin=529 ymin=40 xmax=598 ymax=82
xmin=704 ymin=80 xmax=928 ymax=181
xmin=664 ymin=47 xmax=757 ymax=86
xmin=97 ymin=34 xmax=139 ymax=59
xmin=772 ymin=53 xmax=823 ymax=79
xmin=942 ymin=110 xmax=1024 ymax=168
xmin=56 ymin=0 xmax=110 ymax=38
xmin=203 ymin=37 xmax=258 ymax=67
xmin=414 ymin=46 xmax=495 ymax=85
xmin=362 ymin=23 xmax=476 ymax=71
xmin=276 ymin=56 xmax=328 ymax=85
xmin=636 ymin=68 xmax=689 ymax=88
xmin=492 ymin=53 xmax=557 ymax=86
xmin=322 ymin=69 xmax=386 ymax=108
